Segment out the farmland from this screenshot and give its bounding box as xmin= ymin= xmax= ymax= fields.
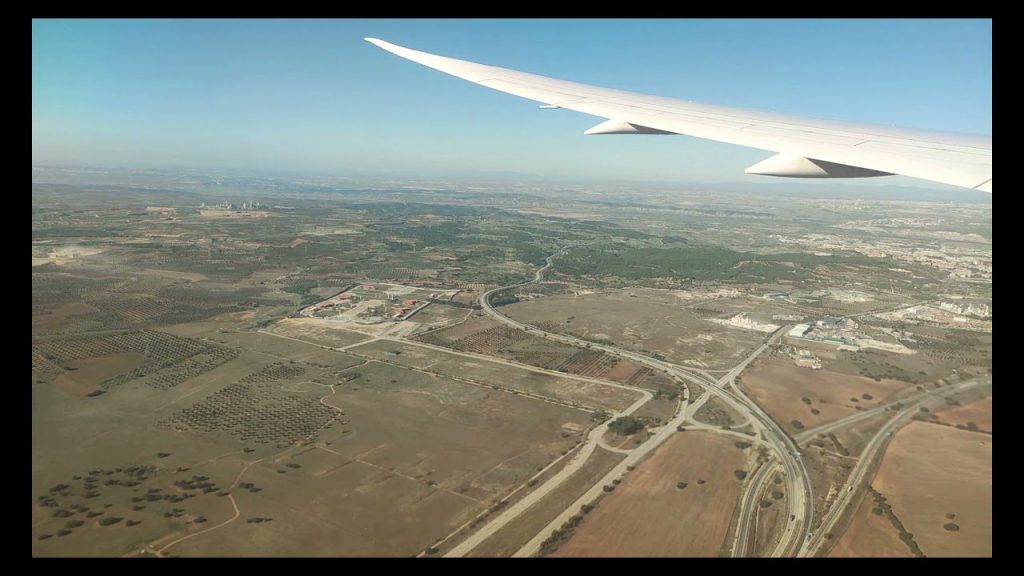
xmin=32 ymin=172 xmax=991 ymax=557
xmin=467 ymin=447 xmax=626 ymax=557
xmin=261 ymin=318 xmax=370 ymax=348
xmin=346 ymin=339 xmax=642 ymax=412
xmin=869 ymin=421 xmax=991 ymax=557
xmin=156 ymin=361 xmax=593 ymax=556
xmin=33 ymin=329 xmax=594 ymax=556
xmin=738 ymin=359 xmax=916 ymax=435
xmin=548 ymin=431 xmax=747 ymax=557
xmin=502 ymin=290 xmax=768 ymax=369
xmin=414 ymin=316 xmax=677 ymax=392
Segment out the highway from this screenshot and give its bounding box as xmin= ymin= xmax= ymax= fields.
xmin=732 ymin=461 xmax=781 ymax=557
xmin=477 ymin=253 xmax=813 ymax=557
xmin=443 ymin=384 xmax=652 ymax=557
xmin=797 ymin=375 xmax=991 ymax=557
xmin=795 ymin=376 xmax=989 ymax=443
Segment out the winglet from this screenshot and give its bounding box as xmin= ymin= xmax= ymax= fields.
xmin=362 ymin=37 xmax=494 ymax=84
xmin=365 ymin=37 xmax=407 ymax=57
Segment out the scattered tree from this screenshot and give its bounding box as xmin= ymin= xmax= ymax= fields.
xmin=608 ymin=416 xmax=644 ymax=436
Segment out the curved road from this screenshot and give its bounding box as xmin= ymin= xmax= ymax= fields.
xmin=797 ymin=375 xmax=990 ymax=557
xmin=480 ymin=253 xmax=813 ymax=557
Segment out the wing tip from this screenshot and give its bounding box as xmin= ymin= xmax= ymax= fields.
xmin=365 ymin=37 xmax=407 ymax=57
xmin=365 ymin=37 xmax=393 ymax=50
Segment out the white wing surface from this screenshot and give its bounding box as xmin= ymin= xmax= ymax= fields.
xmin=366 ymin=38 xmax=991 ymax=193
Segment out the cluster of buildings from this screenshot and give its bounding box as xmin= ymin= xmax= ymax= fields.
xmin=199 ymin=200 xmax=264 ymax=211
xmin=937 ymin=301 xmax=991 ymax=318
xmin=299 ymin=283 xmax=440 ymax=323
xmin=878 ymin=305 xmax=991 ymax=333
xmin=772 ymin=231 xmax=992 ymax=281
xmin=391 ymin=298 xmax=428 ymax=321
xmin=784 ymin=346 xmax=822 ymax=369
xmin=300 ymin=290 xmax=356 ymax=317
xmin=786 ymin=317 xmax=915 ymax=354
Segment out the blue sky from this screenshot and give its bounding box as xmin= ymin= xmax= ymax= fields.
xmin=33 ymin=19 xmax=991 ymax=187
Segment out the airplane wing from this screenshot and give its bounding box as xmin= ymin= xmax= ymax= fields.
xmin=366 ymin=38 xmax=991 ymax=193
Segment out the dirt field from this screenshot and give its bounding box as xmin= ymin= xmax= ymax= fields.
xmin=52 ymin=352 xmax=150 ymax=397
xmin=203 ymin=331 xmax=365 ymax=370
xmin=347 ymin=339 xmax=640 ymax=412
xmin=503 ymin=291 xmax=766 ymax=369
xmin=467 ymin=447 xmax=626 ymax=557
xmin=156 ymin=361 xmax=592 ymax=556
xmin=740 ymin=359 xmax=915 ymax=435
xmin=631 ymin=397 xmax=679 ymax=423
xmin=405 ymin=303 xmax=470 ymax=330
xmin=142 ymin=269 xmax=209 ymax=282
xmin=693 ymin=396 xmax=743 ymax=428
xmin=263 ymin=318 xmax=370 ymax=349
xmin=871 ymin=421 xmax=991 ymax=557
xmin=414 ymin=315 xmax=680 ymax=393
xmin=550 ymin=431 xmax=746 ymax=557
xmin=934 ymin=396 xmax=992 ymax=433
xmin=33 ymin=336 xmax=594 ymax=556
xmin=33 ymin=302 xmax=101 ymax=334
xmin=829 ymin=489 xmax=914 ymax=557
xmin=31 ymin=310 xmax=596 ymax=556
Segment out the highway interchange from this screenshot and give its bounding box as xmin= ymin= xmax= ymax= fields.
xmin=451 ymin=250 xmax=989 ymax=557
xmin=257 ymin=250 xmax=988 ymax=557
